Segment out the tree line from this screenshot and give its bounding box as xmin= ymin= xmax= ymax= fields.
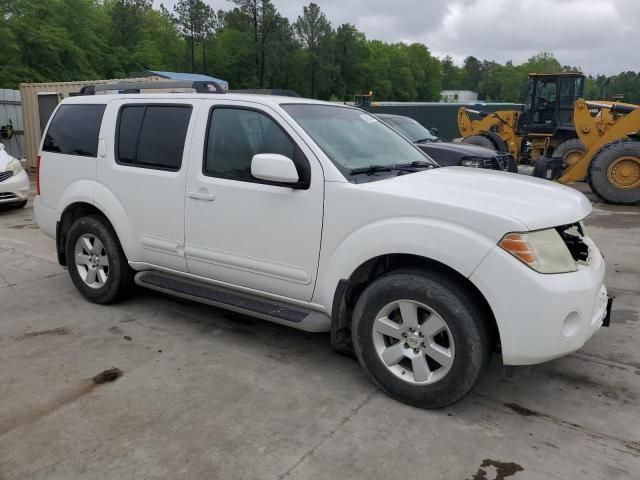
xmin=1 ymin=0 xmax=639 ymax=104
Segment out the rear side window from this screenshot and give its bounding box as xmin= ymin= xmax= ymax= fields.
xmin=43 ymin=104 xmax=106 ymax=157
xmin=117 ymin=105 xmax=192 ymax=171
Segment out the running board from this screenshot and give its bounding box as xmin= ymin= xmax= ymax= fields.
xmin=134 ymin=271 xmax=330 ymax=332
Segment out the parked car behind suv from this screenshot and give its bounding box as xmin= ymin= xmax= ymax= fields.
xmin=0 ymin=143 xmax=29 ymax=208
xmin=35 ymin=84 xmax=611 ymax=408
xmin=377 ymin=113 xmax=517 ymax=172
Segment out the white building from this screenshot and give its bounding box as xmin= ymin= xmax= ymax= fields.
xmin=440 ymin=90 xmax=478 ymax=103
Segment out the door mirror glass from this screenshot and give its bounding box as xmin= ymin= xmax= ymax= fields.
xmin=251 ymin=153 xmax=299 ymax=184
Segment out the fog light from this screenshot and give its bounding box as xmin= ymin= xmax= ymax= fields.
xmin=562 ymin=311 xmax=581 ymax=338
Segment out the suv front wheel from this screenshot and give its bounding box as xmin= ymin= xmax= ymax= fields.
xmin=66 ymin=215 xmax=135 ymax=304
xmin=352 ymin=270 xmax=490 ymax=408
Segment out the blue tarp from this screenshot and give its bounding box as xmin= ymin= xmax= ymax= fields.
xmin=144 ymin=70 xmax=229 ymax=87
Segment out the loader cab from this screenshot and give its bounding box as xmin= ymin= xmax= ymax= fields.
xmin=518 ymin=73 xmax=585 ymax=135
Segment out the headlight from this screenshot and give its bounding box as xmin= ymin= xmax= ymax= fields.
xmin=499 ymin=229 xmax=577 ymax=274
xmin=461 ymin=158 xmax=482 ymax=168
xmin=6 ymin=157 xmax=23 ymax=175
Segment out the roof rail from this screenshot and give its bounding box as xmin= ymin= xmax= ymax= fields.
xmin=229 ymin=88 xmax=301 ymax=97
xmin=79 ymin=80 xmax=226 ymax=95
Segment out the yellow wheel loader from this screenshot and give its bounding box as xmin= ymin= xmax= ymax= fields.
xmin=457 ymin=72 xmax=640 ymax=205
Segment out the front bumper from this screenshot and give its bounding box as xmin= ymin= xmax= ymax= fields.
xmin=470 ymin=240 xmax=607 ymax=366
xmin=0 ymin=169 xmax=29 ymax=204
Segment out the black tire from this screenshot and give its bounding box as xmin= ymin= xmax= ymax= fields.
xmin=588 ymin=141 xmax=640 ymax=205
xmin=553 ymin=139 xmax=586 ymax=179
xmin=507 ymin=156 xmax=518 ymax=173
xmin=14 ymin=200 xmax=27 ymax=209
xmin=352 ymin=270 xmax=490 ymax=408
xmin=553 ymin=139 xmax=585 ymax=162
xmin=461 ymin=134 xmax=497 ymax=151
xmin=65 ymin=215 xmax=135 ymax=304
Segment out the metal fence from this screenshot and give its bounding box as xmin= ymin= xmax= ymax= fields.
xmin=0 ymin=89 xmax=25 ymax=161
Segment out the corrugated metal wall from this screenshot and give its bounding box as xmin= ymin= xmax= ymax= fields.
xmin=365 ymin=102 xmax=523 ymax=141
xmin=20 ymin=78 xmax=148 ymax=169
xmin=0 ymin=89 xmax=25 ymax=161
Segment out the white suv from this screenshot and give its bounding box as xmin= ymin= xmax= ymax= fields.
xmin=34 ymin=82 xmax=611 ymax=408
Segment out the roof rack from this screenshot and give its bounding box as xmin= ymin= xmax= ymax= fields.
xmin=229 ymin=88 xmax=301 ymax=97
xmin=79 ymin=80 xmax=226 ymax=95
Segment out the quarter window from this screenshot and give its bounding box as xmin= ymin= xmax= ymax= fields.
xmin=204 ymin=108 xmax=296 ymax=182
xmin=43 ymin=104 xmax=106 ymax=157
xmin=117 ymin=105 xmax=191 ymax=171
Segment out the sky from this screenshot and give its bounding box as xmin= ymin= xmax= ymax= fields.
xmin=157 ymin=0 xmax=639 ymax=75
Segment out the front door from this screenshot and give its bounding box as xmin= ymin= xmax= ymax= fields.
xmin=184 ymin=101 xmax=324 ymax=302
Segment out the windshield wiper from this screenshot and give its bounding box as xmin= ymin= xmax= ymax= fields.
xmin=350 ymin=161 xmax=437 ymax=176
xmin=414 ymin=137 xmax=435 ymax=143
xmin=350 ymin=165 xmax=394 ymax=175
xmin=393 ymin=160 xmax=438 ymax=169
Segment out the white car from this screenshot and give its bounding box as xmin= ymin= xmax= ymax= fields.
xmin=0 ymin=143 xmax=29 ymax=208
xmin=34 ymin=82 xmax=611 ymax=408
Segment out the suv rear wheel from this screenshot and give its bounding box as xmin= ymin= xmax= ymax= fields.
xmin=352 ymin=270 xmax=490 ymax=408
xmin=65 ymin=215 xmax=135 ymax=304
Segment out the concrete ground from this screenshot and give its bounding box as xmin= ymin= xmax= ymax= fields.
xmin=0 ymin=184 xmax=639 ymax=480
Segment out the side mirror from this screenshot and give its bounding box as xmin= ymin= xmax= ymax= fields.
xmin=251 ymin=153 xmax=299 ymax=184
xmin=429 ymin=127 xmax=439 ymax=137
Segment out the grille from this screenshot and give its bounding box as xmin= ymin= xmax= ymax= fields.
xmin=0 ymin=171 xmax=13 ymax=182
xmin=495 ymin=154 xmax=513 ymax=171
xmin=0 ymin=192 xmax=17 ymax=199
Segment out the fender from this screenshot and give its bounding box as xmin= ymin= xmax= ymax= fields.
xmin=312 ymin=216 xmax=498 ymax=311
xmin=481 ymin=130 xmax=508 ymax=153
xmin=92 ymin=182 xmax=141 ymax=262
xmin=57 ymin=179 xmax=140 ymax=262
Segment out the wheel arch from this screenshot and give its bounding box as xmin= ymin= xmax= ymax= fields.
xmin=329 ymin=253 xmax=500 ymax=356
xmin=56 ymin=183 xmax=138 ymax=266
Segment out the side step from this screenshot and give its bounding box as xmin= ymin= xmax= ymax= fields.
xmin=135 ymin=271 xmax=330 ymax=332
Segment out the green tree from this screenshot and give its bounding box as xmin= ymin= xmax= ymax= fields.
xmin=108 ymin=0 xmax=152 ymax=49
xmin=333 ymin=23 xmax=368 ymax=100
xmin=441 ymin=55 xmax=463 ymax=90
xmin=231 ymin=0 xmax=281 ymax=87
xmin=461 ymin=56 xmax=482 ymax=91
xmin=173 ymin=0 xmax=214 ymax=73
xmin=294 ymin=3 xmax=333 ymax=98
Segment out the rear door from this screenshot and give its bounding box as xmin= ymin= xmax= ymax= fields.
xmin=184 ymin=100 xmax=324 ymax=301
xmin=97 ymin=99 xmax=198 ymax=272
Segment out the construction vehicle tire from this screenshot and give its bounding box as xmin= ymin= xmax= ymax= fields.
xmin=553 ymin=139 xmax=585 ymax=166
xmin=461 ymin=135 xmax=496 ymax=151
xmin=588 ymin=141 xmax=640 ymax=205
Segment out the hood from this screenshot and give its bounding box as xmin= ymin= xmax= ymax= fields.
xmin=364 ymin=167 xmax=592 ymax=233
xmin=417 ymin=141 xmax=495 ymax=159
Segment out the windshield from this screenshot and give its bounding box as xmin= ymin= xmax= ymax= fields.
xmin=381 ymin=116 xmax=437 ymax=142
xmin=282 ymin=104 xmax=435 ymax=175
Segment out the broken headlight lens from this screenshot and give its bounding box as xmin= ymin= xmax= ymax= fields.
xmin=6 ymin=157 xmax=23 ymax=175
xmin=499 ymin=229 xmax=577 ymax=274
xmin=461 ymin=157 xmax=483 ymax=168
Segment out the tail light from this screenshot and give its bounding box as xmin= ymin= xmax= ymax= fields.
xmin=36 ymin=155 xmax=41 ymax=195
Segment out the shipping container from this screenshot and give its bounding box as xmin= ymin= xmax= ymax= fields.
xmin=20 ymin=78 xmax=149 ymax=169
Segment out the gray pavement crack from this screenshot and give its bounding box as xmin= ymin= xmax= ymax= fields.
xmin=278 ymin=389 xmax=377 ymax=479
xmin=476 ymin=393 xmax=640 ymax=458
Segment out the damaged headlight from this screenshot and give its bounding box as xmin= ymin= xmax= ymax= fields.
xmin=461 ymin=157 xmax=483 ymax=168
xmin=6 ymin=157 xmax=23 ymax=175
xmin=499 ymin=229 xmax=577 ymax=274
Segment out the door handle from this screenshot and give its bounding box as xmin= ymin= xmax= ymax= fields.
xmin=188 ymin=191 xmax=215 ymax=201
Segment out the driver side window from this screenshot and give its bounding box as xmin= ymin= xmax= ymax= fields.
xmin=204 ymin=107 xmax=295 ymax=182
